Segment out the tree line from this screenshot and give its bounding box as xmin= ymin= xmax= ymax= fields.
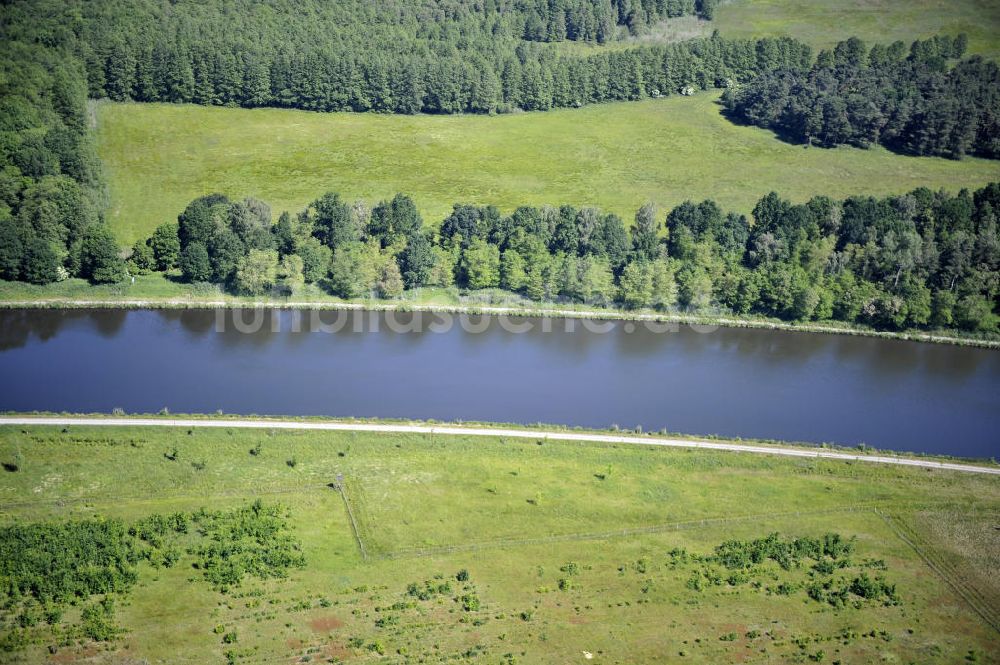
xmin=117 ymin=182 xmax=1000 ymax=335
xmin=3 ymin=0 xmax=804 ymax=115
xmin=7 ymin=1 xmax=995 ymax=141
xmin=0 ymin=40 xmax=118 ymax=287
xmin=723 ymin=35 xmax=1000 ymax=159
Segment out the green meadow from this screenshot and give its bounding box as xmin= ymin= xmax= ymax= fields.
xmin=714 ymin=0 xmax=1000 ymax=61
xmin=574 ymin=0 xmax=1000 ymax=60
xmin=0 ymin=424 xmax=997 ymax=663
xmin=96 ymin=93 xmax=1000 ymax=244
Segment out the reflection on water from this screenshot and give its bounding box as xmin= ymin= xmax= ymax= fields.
xmin=0 ymin=309 xmax=128 ymax=351
xmin=0 ymin=308 xmax=997 ymax=458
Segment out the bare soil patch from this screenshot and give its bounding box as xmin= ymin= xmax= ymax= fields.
xmin=309 ymin=615 xmax=344 ymax=632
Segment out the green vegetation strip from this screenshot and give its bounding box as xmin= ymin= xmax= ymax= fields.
xmin=0 ymin=416 xmax=996 ymax=473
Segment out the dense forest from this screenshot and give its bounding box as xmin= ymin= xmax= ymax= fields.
xmin=0 ymin=0 xmax=798 ymax=287
xmin=724 ymin=35 xmax=1000 ymax=160
xmin=0 ymin=40 xmax=115 ymax=286
xmin=112 ymin=183 xmax=1000 ymax=335
xmin=3 ymin=1 xmax=995 ymax=131
xmin=0 ymin=0 xmax=794 ymax=295
xmin=1 ymin=0 xmax=799 ymax=115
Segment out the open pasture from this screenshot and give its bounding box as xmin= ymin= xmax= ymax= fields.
xmin=97 ymin=94 xmax=1000 ymax=244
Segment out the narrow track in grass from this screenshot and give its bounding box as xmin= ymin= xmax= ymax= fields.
xmin=876 ymin=508 xmax=1000 ymax=635
xmin=330 ymin=475 xmax=368 ymax=561
xmin=1 ymin=416 xmax=998 ymax=475
xmin=377 ymin=504 xmax=882 ymax=559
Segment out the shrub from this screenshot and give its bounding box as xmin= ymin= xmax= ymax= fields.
xmin=407 ymin=580 xmax=451 ymax=600
xmin=190 ymin=500 xmax=306 ymax=591
xmin=849 ymin=574 xmax=898 ymax=604
xmin=773 ymin=582 xmax=797 ymax=596
xmin=812 ymin=560 xmax=835 ymax=575
xmin=17 ymin=604 xmax=41 ymax=628
xmin=375 ymin=614 xmax=399 ymax=628
xmin=0 ymin=519 xmax=140 ymax=609
xmin=727 ymin=571 xmax=749 ymax=586
xmin=3 ymin=449 xmax=23 ymax=472
xmin=712 ymin=532 xmax=854 ymax=571
xmin=560 ymin=562 xmax=580 ymax=576
xmin=43 ymin=606 xmax=63 ymax=624
xmin=81 ymin=598 xmax=119 ymax=642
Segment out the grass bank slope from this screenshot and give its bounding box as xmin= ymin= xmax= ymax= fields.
xmin=0 ymin=424 xmax=997 ymax=663
xmin=97 ymin=93 xmax=999 ymax=244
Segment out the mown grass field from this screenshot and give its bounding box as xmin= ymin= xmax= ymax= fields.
xmin=0 ymin=424 xmax=997 ymax=663
xmin=714 ymin=0 xmax=1000 ymax=61
xmin=96 ymin=93 xmax=1000 ymax=244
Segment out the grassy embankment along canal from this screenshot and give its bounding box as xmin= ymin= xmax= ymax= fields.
xmin=1 ymin=416 xmax=998 ymax=474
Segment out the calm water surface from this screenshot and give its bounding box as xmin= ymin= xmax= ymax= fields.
xmin=0 ymin=308 xmax=998 ymax=458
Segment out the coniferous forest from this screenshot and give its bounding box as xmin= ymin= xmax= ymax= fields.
xmin=2 ymin=0 xmax=801 ymax=114
xmin=723 ymin=35 xmax=1000 ymax=159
